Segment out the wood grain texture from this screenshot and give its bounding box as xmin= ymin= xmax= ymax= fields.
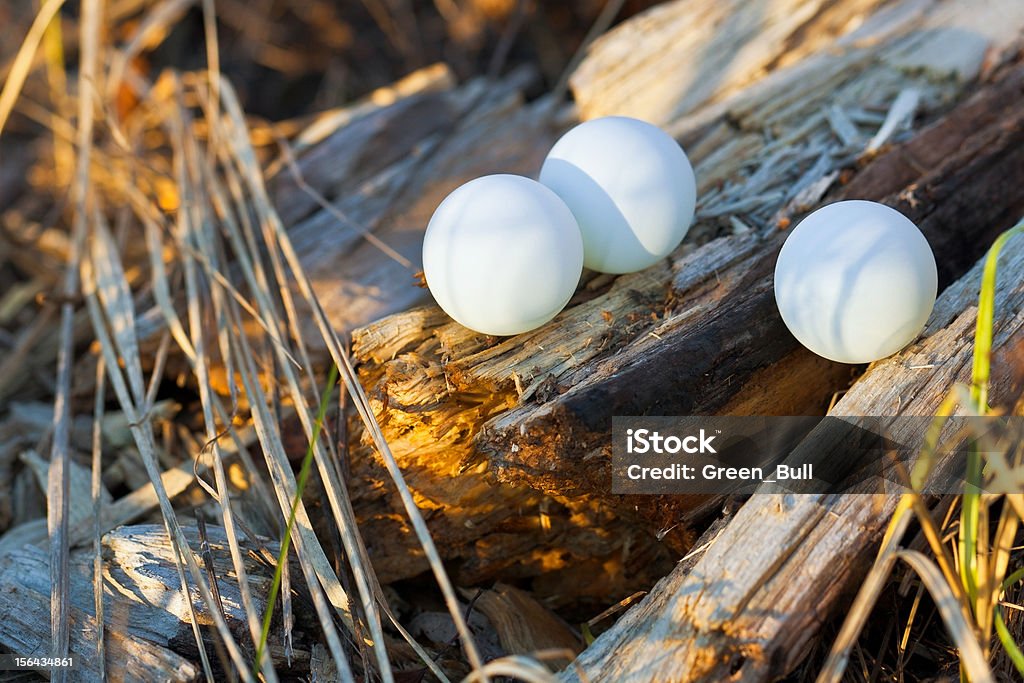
xmin=483 ymin=53 xmax=1024 ymax=508
xmin=568 ymin=0 xmax=892 ymax=125
xmin=571 ymin=0 xmax=1024 ymax=128
xmin=471 ymin=583 xmax=584 ymax=657
xmin=559 ymin=224 xmax=1024 ymax=683
xmin=338 ymin=0 xmax=1024 ymax=596
xmin=349 ymin=53 xmax=1024 ymax=573
xmin=271 ymin=66 xmax=554 ymax=337
xmin=0 ymin=524 xmax=312 ymax=682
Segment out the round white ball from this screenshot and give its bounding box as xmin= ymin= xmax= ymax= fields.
xmin=774 ymin=200 xmax=938 ymax=364
xmin=539 ymin=116 xmax=697 ymax=274
xmin=422 ymin=174 xmax=584 ymax=336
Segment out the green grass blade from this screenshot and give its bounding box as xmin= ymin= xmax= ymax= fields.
xmin=960 ymin=460 xmax=981 ymax=603
xmin=996 ymin=565 xmax=1024 ymax=677
xmin=254 ymin=364 xmax=340 ymax=670
xmin=1003 ymin=567 xmax=1024 ymax=591
xmin=960 ymin=219 xmax=1024 ymax=647
xmin=995 ymin=608 xmax=1024 ymax=677
xmin=971 ymin=220 xmax=1024 ymax=409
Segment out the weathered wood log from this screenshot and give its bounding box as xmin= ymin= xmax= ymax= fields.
xmin=343 ymin=0 xmax=1024 ymax=596
xmin=269 ymin=63 xmax=554 ymax=337
xmin=568 ymin=0 xmax=892 ymax=125
xmin=570 ymin=0 xmax=1024 ymax=128
xmin=558 ymin=211 xmax=1024 ymax=683
xmin=0 ymin=583 xmax=199 ymax=683
xmin=0 ymin=524 xmax=313 ymax=682
xmin=482 ymin=49 xmax=1024 ymax=508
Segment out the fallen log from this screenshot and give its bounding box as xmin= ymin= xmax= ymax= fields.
xmin=0 ymin=1 xmax=1020 ymax=679
xmin=482 ymin=49 xmax=1024 ymax=507
xmin=570 ymin=0 xmax=1024 ymax=128
xmin=0 ymin=524 xmax=313 ymax=682
xmin=558 ymin=210 xmax=1024 ymax=683
xmin=344 ymin=0 xmax=1024 ymax=595
xmin=269 ymin=63 xmax=555 ymax=337
xmin=568 ymin=0 xmax=892 ymax=125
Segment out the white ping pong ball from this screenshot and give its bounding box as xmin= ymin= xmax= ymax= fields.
xmin=774 ymin=200 xmax=938 ymax=364
xmin=422 ymin=174 xmax=584 ymax=336
xmin=539 ymin=116 xmax=697 ymax=274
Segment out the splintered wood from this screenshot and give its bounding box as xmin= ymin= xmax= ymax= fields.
xmin=560 ymin=196 xmax=1024 ymax=683
xmin=342 ymin=0 xmax=1024 ymax=601
xmin=0 ymin=0 xmax=1022 ymax=680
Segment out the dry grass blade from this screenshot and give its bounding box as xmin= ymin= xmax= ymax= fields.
xmin=898 ymin=582 xmax=926 ymax=674
xmin=274 ymin=135 xmax=413 ymax=269
xmin=83 ymin=211 xmax=257 ymax=681
xmin=174 ymin=80 xmax=360 ymax=680
xmin=160 ymin=95 xmax=360 ymax=671
xmin=0 ymin=0 xmax=66 ymax=141
xmin=90 ymin=356 xmax=106 ymax=681
xmin=460 ymin=655 xmax=559 ymax=683
xmin=817 ymin=500 xmax=914 ymax=683
xmin=46 ymin=1 xmax=100 ymax=677
xmin=92 ymin=214 xmax=147 ymax=404
xmin=820 ymin=498 xmax=996 ymax=683
xmin=165 ymin=77 xmax=280 ymax=682
xmin=895 ymin=549 xmax=994 ymax=683
xmin=224 ymin=298 xmax=357 ymax=682
xmin=40 ymin=0 xmax=70 ymax=183
xmin=904 ymin=488 xmax=970 ymax=620
xmin=67 ymin=430 xmax=231 ymax=547
xmin=214 ymin=74 xmax=489 ymax=674
xmin=984 ymin=509 xmax=1020 ymax=644
xmin=200 ymin=0 xmax=220 ymax=135
xmin=185 ymin=236 xmax=281 ymax=682
xmin=206 ymin=111 xmax=397 ymax=683
xmin=89 ymin=211 xmax=215 ymax=682
xmin=143 ymin=214 xmax=197 ymax=362
xmin=206 ymin=78 xmax=465 ymax=681
xmin=196 ymin=516 xmax=236 ymax=678
xmin=106 ymin=0 xmax=195 ymax=104
xmin=44 ymin=116 xmax=74 ymax=683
